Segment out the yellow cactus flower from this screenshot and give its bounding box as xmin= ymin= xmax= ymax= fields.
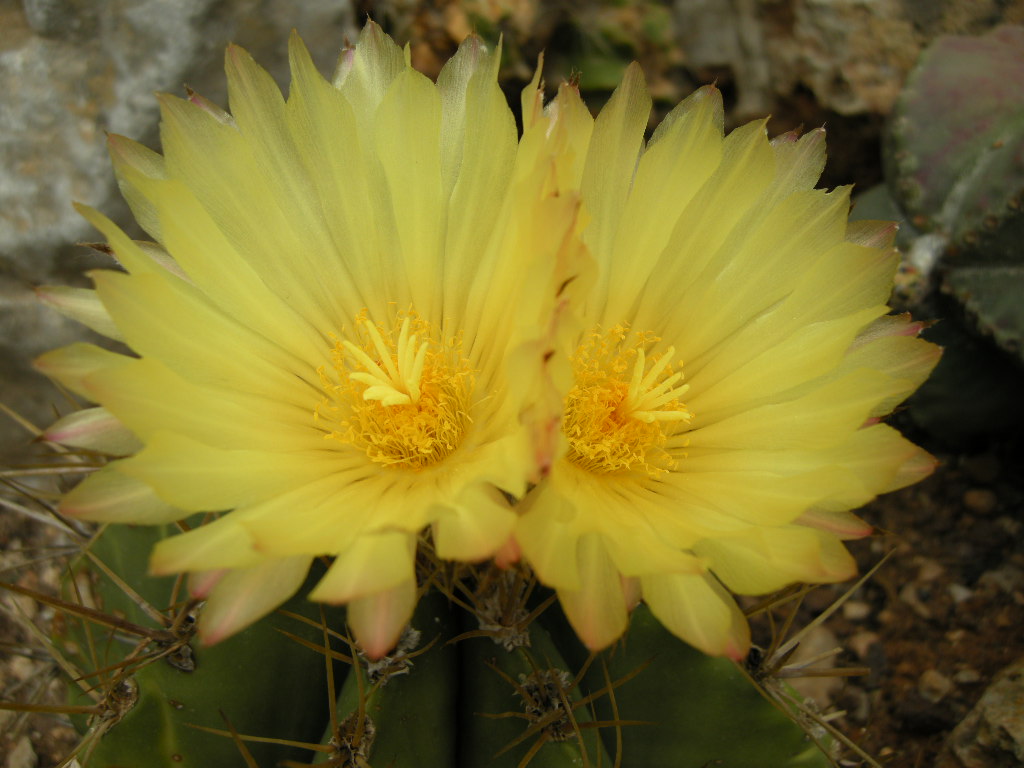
xmin=514 ymin=67 xmax=940 ymax=658
xmin=36 ymin=23 xmax=584 ymax=656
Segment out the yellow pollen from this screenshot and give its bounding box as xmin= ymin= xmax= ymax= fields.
xmin=315 ymin=310 xmax=474 ymax=470
xmin=563 ymin=325 xmax=692 ymax=477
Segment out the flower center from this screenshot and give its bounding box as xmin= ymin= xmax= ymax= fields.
xmin=316 ymin=310 xmax=474 ymax=470
xmin=563 ymin=325 xmax=692 ymax=477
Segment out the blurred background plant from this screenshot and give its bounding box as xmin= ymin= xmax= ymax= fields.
xmin=3 ymin=2 xmax=1024 ymax=767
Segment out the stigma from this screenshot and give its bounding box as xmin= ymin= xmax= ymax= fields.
xmin=563 ymin=325 xmax=692 ymax=477
xmin=316 ymin=311 xmax=473 ymax=470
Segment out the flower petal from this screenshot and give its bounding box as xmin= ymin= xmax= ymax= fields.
xmin=432 ymin=483 xmax=515 ymax=561
xmin=309 ymin=531 xmax=415 ymax=604
xmin=642 ymin=571 xmax=750 ymax=660
xmin=150 ymin=516 xmax=262 ymax=573
xmin=35 ymin=285 xmax=123 ymax=342
xmin=60 ymin=463 xmax=184 ymax=523
xmin=557 ymin=533 xmax=628 ymax=650
xmin=44 ymin=407 xmax=141 ymax=456
xmin=347 ymin=578 xmax=418 ymax=659
xmin=198 ymin=556 xmax=312 ymax=645
xmin=694 ymin=525 xmax=857 ymax=594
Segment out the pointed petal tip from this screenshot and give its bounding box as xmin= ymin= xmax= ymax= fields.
xmin=189 ymin=569 xmax=228 ymax=599
xmin=493 ymin=535 xmax=521 ymax=569
xmin=725 ymin=638 xmax=750 ymax=662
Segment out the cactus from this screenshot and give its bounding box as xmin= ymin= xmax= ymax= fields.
xmin=25 ymin=531 xmax=847 ymax=767
xmin=863 ymin=24 xmax=1024 ymax=443
xmin=884 ymin=24 xmax=1024 ymax=358
xmin=54 ymin=523 xmax=343 ymax=767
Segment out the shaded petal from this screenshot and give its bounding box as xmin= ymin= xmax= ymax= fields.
xmin=44 ymin=407 xmax=141 ymax=456
xmin=108 ymin=133 xmax=167 ymax=242
xmin=767 ymin=127 xmax=826 ymax=201
xmin=601 ymin=85 xmax=723 ymax=322
xmin=90 ymin=269 xmax=313 ymax=396
xmin=347 ymin=578 xmax=418 ymax=659
xmin=432 ymin=483 xmax=516 ymax=561
xmin=581 ymin=62 xmax=651 ymax=270
xmin=309 ymin=531 xmax=415 ymax=603
xmin=642 ymin=571 xmax=750 ymax=660
xmin=688 ymin=368 xmax=909 ymax=451
xmin=34 ymin=343 xmax=131 ymax=401
xmin=557 ymin=533 xmax=628 ymax=650
xmin=694 ymin=525 xmax=857 ymax=595
xmin=516 ymin=484 xmax=581 ymax=589
xmin=150 ymin=516 xmax=262 ymax=573
xmin=81 ymin=357 xmax=321 ymax=452
xmin=198 ymin=556 xmax=312 ymax=644
xmin=60 ymin=464 xmax=184 ymax=523
xmin=795 ymin=508 xmax=872 ymax=539
xmin=35 ymin=285 xmax=123 ymax=342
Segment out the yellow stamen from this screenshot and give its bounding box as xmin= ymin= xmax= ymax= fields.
xmin=316 ymin=310 xmax=474 ymax=470
xmin=563 ymin=325 xmax=692 ymax=477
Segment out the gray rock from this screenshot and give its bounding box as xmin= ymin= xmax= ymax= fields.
xmin=1 ymin=0 xmax=355 ymax=457
xmin=944 ymin=657 xmax=1024 ymax=767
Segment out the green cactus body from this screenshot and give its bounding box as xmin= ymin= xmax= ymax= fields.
xmin=316 ymin=589 xmax=458 ymax=767
xmin=880 ymin=24 xmax=1024 ymax=433
xmin=885 ymin=24 xmax=1024 ymax=260
xmin=581 ymin=605 xmax=831 ymax=768
xmin=58 ymin=523 xmax=340 ymax=767
xmin=57 ymin=537 xmax=846 ymax=768
xmin=460 ymin=615 xmax=612 ymax=768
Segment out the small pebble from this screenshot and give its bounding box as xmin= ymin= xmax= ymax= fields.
xmin=4 ymin=735 xmax=36 ymax=768
xmin=918 ymin=668 xmax=953 ymax=703
xmin=899 ymin=583 xmax=932 ymax=619
xmin=954 ymin=668 xmax=982 ymax=684
xmin=948 ymin=583 xmax=973 ymax=604
xmin=842 ymin=600 xmax=872 ymax=621
xmin=849 ymin=630 xmax=881 ymax=660
xmin=8 ymin=655 xmax=35 ymax=682
xmin=917 ymin=558 xmax=944 ymax=582
xmin=979 ymin=565 xmax=1024 ymax=594
xmin=946 ymin=629 xmax=966 ymax=645
xmin=963 ymin=488 xmax=998 ymax=515
xmin=838 ymin=684 xmax=871 ymax=722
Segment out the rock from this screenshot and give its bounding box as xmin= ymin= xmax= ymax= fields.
xmin=955 ymin=668 xmax=983 ymax=685
xmin=949 ymin=583 xmax=974 ymax=604
xmin=3 ymin=735 xmax=36 ymax=768
xmin=979 ymin=565 xmax=1024 ymax=595
xmin=943 ymin=657 xmax=1024 ymax=767
xmin=919 ymin=668 xmax=954 ymax=703
xmin=672 ymin=0 xmax=1024 ymax=117
xmin=900 ymin=582 xmax=933 ymax=619
xmin=785 ymin=625 xmax=843 ymax=709
xmin=0 ymin=0 xmax=356 ymax=457
xmin=843 ymin=599 xmax=872 ymax=621
xmin=849 ymin=630 xmax=881 ymax=661
xmin=919 ymin=557 xmax=946 ymax=582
